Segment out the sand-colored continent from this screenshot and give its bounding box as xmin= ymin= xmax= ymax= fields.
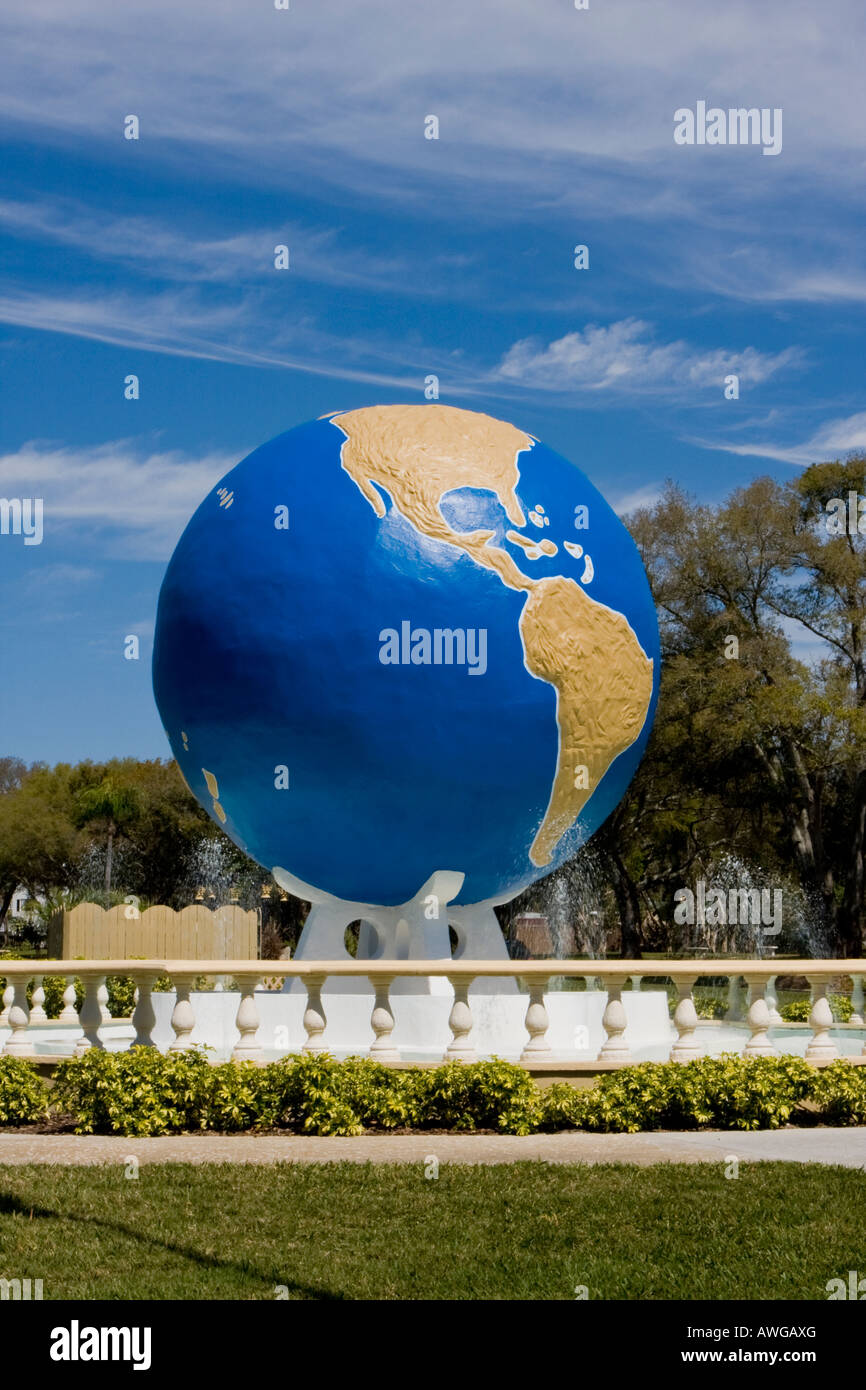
xmin=520 ymin=577 xmax=654 ymax=865
xmin=333 ymin=404 xmax=534 ymax=590
xmin=507 ymin=530 xmax=558 ymax=559
xmin=330 ymin=404 xmax=653 ymax=865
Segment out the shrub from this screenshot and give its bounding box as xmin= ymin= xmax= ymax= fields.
xmin=811 ymin=1061 xmax=866 ymax=1125
xmin=256 ymin=1054 xmax=424 ymax=1136
xmin=0 ymin=1057 xmax=50 ymax=1125
xmin=830 ymin=993 xmax=855 ymax=1023
xmin=33 ymin=1049 xmax=862 ymax=1137
xmin=664 ymin=1054 xmax=815 ymax=1131
xmin=570 ymin=1062 xmax=676 ymax=1132
xmin=694 ymin=993 xmax=726 ymax=1020
xmin=549 ymin=1056 xmax=817 ymax=1133
xmin=52 ymin=1047 xmax=214 ymax=1136
xmin=419 ymin=1058 xmax=541 ymax=1134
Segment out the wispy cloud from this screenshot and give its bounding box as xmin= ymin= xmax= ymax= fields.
xmin=692 ymin=411 xmax=866 ymax=466
xmin=21 ymin=563 xmax=100 ymax=590
xmin=496 ymin=319 xmax=802 ymax=398
xmin=612 ymin=483 xmax=665 ymax=515
xmin=0 ymin=198 xmax=431 ymax=296
xmin=0 ymin=440 xmax=239 ymax=559
xmin=0 ymin=288 xmax=421 ymax=390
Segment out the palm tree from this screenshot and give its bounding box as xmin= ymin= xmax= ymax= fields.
xmin=75 ymin=778 xmax=141 ymax=904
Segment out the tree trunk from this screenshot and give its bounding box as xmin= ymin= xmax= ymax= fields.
xmin=0 ymin=883 xmax=14 ymax=946
xmin=839 ymin=764 xmax=866 ymax=956
xmin=104 ymin=821 xmax=115 ymax=904
xmin=609 ymin=851 xmax=643 ymax=958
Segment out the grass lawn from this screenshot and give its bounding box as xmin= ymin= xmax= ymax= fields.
xmin=1 ymin=1160 xmax=864 ymax=1300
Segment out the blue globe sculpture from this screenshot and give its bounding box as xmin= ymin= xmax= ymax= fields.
xmin=152 ymin=404 xmax=658 ymax=951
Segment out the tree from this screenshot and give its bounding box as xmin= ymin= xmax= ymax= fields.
xmin=74 ymin=775 xmax=142 ymax=903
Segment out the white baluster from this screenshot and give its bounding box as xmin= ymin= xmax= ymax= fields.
xmin=0 ymin=983 xmax=13 ymax=1027
xmin=98 ymin=980 xmax=111 ymax=1023
xmin=597 ymin=976 xmax=631 ymax=1062
xmin=131 ymin=973 xmax=158 ymax=1047
xmin=850 ymin=974 xmax=864 ymax=1027
xmin=302 ymin=973 xmax=328 ymax=1054
xmin=169 ymin=974 xmax=197 ymax=1052
xmin=765 ymin=974 xmax=783 ymax=1025
xmin=232 ymin=973 xmax=263 ymax=1061
xmin=3 ymin=978 xmax=33 ymax=1056
xmin=670 ymin=976 xmax=702 ymax=1062
xmin=520 ymin=976 xmax=551 ymax=1062
xmin=743 ymin=975 xmax=777 ymax=1056
xmin=630 ymin=974 xmax=642 ymax=993
xmin=74 ymin=974 xmax=106 ymax=1054
xmin=806 ymin=976 xmax=839 ymax=1061
xmin=725 ymin=974 xmax=745 ymax=1021
xmin=29 ymin=975 xmax=47 ymax=1025
xmin=59 ymin=978 xmax=79 ymax=1024
xmin=368 ymin=974 xmax=399 ymax=1063
xmin=446 ymin=975 xmax=477 ymax=1061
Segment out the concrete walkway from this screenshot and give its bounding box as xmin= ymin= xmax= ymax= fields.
xmin=0 ymin=1129 xmax=864 ymax=1167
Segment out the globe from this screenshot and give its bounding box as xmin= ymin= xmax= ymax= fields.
xmin=152 ymin=404 xmax=659 ymax=913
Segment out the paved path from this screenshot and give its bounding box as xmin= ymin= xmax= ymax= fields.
xmin=0 ymin=1129 xmax=864 ymax=1167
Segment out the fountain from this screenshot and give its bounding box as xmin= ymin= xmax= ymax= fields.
xmin=147 ymin=403 xmax=670 ymax=1059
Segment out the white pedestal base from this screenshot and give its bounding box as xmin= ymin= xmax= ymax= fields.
xmin=272 ymin=865 xmax=518 ymax=995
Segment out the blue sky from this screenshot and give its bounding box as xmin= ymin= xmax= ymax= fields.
xmin=1 ymin=0 xmax=865 ymax=763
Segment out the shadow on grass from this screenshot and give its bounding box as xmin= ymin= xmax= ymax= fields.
xmin=0 ymin=1190 xmax=347 ymax=1300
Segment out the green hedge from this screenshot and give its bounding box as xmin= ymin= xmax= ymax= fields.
xmin=2 ymin=1051 xmax=866 ymax=1136
xmin=0 ymin=1056 xmax=50 ymax=1124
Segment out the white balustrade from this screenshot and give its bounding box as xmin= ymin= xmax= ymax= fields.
xmin=232 ymin=974 xmax=263 ymax=1061
xmin=369 ymin=974 xmax=399 ymax=1063
xmin=519 ymin=976 xmax=551 ymax=1063
xmin=169 ymin=974 xmax=198 ymax=1052
xmin=302 ymin=973 xmax=328 ymax=1055
xmin=0 ymin=959 xmax=860 ymax=1072
xmin=131 ymin=973 xmax=158 ymax=1047
xmin=447 ymin=975 xmax=477 ymax=1061
xmin=743 ymin=975 xmax=777 ymax=1057
xmin=670 ymin=977 xmax=702 ymax=1062
xmin=805 ymin=977 xmax=840 ymax=1061
xmin=598 ymin=976 xmax=631 ymax=1062
xmin=74 ymin=974 xmax=107 ymax=1054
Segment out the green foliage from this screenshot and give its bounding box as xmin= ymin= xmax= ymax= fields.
xmin=693 ymin=992 xmax=726 ymax=1020
xmin=52 ymin=1047 xmax=214 ymax=1136
xmin=780 ymin=999 xmax=812 ymax=1021
xmin=541 ymin=1055 xmax=817 ymax=1133
xmin=830 ymin=993 xmax=855 ymax=1022
xmin=419 ymin=1057 xmax=541 ymax=1134
xmin=811 ymin=1060 xmax=866 ymax=1125
xmin=39 ymin=1050 xmax=866 ymax=1137
xmin=780 ymin=994 xmax=854 ymax=1022
xmin=0 ymin=1057 xmax=49 ymax=1124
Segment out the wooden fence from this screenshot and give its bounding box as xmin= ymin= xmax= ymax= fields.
xmin=46 ymin=903 xmax=259 ymax=961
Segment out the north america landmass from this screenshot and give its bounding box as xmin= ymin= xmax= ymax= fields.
xmin=330 ymin=403 xmax=655 ymax=868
